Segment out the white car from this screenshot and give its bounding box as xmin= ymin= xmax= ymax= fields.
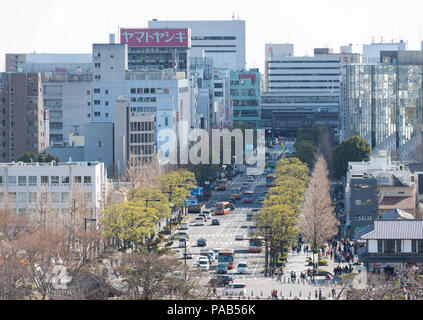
xmin=223 ymin=283 xmax=247 ymax=296
xmin=180 ymin=222 xmax=189 ymax=230
xmin=196 ymin=217 xmax=205 ymax=226
xmin=198 ymin=259 xmax=210 ymax=271
xmin=203 ymin=211 xmax=212 ymax=219
xmin=235 ymin=234 xmax=244 ymax=241
xmin=237 ymin=261 xmax=248 ymax=274
xmin=183 ymin=251 xmax=193 ymax=259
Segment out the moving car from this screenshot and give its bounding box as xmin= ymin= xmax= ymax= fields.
xmin=247 ymin=176 xmax=255 ymax=182
xmin=216 ymin=263 xmax=228 ymax=274
xmin=171 ymin=232 xmax=189 ymax=240
xmin=203 ymin=210 xmax=212 ymax=219
xmin=212 ymin=248 xmax=223 ymax=260
xmin=212 ymin=218 xmax=220 ymax=226
xmin=179 ymin=237 xmax=188 ymax=248
xmin=235 ymin=234 xmax=244 ymax=241
xmin=198 ymin=259 xmax=210 ymax=271
xmin=209 ymin=275 xmax=234 ymax=287
xmin=182 ymin=251 xmax=193 ymax=259
xmin=196 ymin=217 xmax=205 ymax=226
xmin=222 ymin=283 xmax=247 ymax=296
xmin=197 ymin=238 xmax=207 ymax=247
xmin=180 ymin=222 xmax=189 ymax=230
xmin=237 ymin=261 xmax=248 ymax=274
xmin=198 ymin=213 xmax=208 ymax=221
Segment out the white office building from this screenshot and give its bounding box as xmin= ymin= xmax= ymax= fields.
xmin=262 ymin=55 xmax=340 ymax=134
xmin=362 ymin=40 xmax=407 ymax=63
xmin=264 ymin=43 xmax=294 ymax=92
xmin=0 ymin=161 xmax=107 ymax=221
xmin=148 ymin=19 xmax=246 ymax=71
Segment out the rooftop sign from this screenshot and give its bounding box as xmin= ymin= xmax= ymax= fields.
xmin=120 ymin=28 xmax=190 ymax=47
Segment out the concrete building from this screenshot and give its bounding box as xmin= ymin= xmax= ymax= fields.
xmin=84 ymin=122 xmax=114 ymax=173
xmin=264 ymin=43 xmax=294 ymax=92
xmin=5 ymin=53 xmax=92 ymax=73
xmin=148 ymin=19 xmax=246 ymax=71
xmin=41 ymin=72 xmax=93 ymax=146
xmin=345 ymin=151 xmax=416 ymax=237
xmin=362 ymin=40 xmax=406 ymax=63
xmin=114 ymin=101 xmax=156 ymax=174
xmin=230 ymin=68 xmax=261 ymax=128
xmin=0 ymin=161 xmax=106 ymax=221
xmin=261 ymin=55 xmax=340 ymax=136
xmin=0 ymin=72 xmax=47 ymax=162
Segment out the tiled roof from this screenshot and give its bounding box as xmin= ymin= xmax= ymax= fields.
xmin=379 ymin=196 xmax=415 ymax=210
xmin=361 ymin=220 xmax=423 ymax=240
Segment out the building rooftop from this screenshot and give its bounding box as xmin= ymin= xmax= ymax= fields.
xmin=0 ymin=161 xmax=102 ymax=168
xmin=379 ymin=196 xmax=415 ymax=211
xmin=361 ymin=220 xmax=423 ymax=240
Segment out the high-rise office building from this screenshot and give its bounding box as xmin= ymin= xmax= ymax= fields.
xmin=362 ymin=40 xmax=406 ymax=63
xmin=261 ymin=55 xmax=340 ymax=136
xmin=0 ymin=72 xmax=47 ymax=162
xmin=148 ymin=19 xmax=246 ymax=71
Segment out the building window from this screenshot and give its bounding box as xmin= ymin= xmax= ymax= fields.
xmin=105 ymin=90 xmax=109 ymax=95
xmin=29 ymin=176 xmax=37 ymax=186
xmin=385 ymin=240 xmax=395 ymax=254
xmin=94 ymin=88 xmax=100 ymax=93
xmin=144 ymin=88 xmax=150 ymax=94
xmin=62 ymin=176 xmax=70 ymax=184
xmin=131 ymin=88 xmax=136 ymax=94
xmin=74 ymin=176 xmax=82 ymax=184
xmin=51 ymin=176 xmax=59 ymax=185
xmin=395 ymin=240 xmax=402 ymax=253
xmin=17 ymin=192 xmax=27 ymax=203
xmin=84 ymin=176 xmax=92 ymax=184
xmin=61 ymin=192 xmax=69 ymax=203
xmin=8 ymin=176 xmax=16 ymax=186
xmin=377 ymin=240 xmax=383 ymax=253
xmin=94 ymin=112 xmax=101 ymax=117
xmin=51 ymin=192 xmax=60 ymax=203
xmin=94 ymin=100 xmax=101 ymax=105
xmin=419 ymin=240 xmax=423 ymax=254
xmin=18 ymin=176 xmax=26 ymax=186
xmin=41 ymin=176 xmax=49 ymax=185
xmin=28 ymin=192 xmax=37 ymax=203
xmin=412 ymin=240 xmax=417 ymax=253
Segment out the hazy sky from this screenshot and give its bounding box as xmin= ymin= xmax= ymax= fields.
xmin=1 ymin=0 xmax=423 ymax=72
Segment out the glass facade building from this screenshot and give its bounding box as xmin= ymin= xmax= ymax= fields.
xmin=344 ymin=64 xmax=423 ymax=150
xmin=229 ymin=69 xmax=261 ymax=128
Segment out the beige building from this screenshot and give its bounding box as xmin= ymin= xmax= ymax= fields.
xmin=0 ymin=72 xmax=47 ymax=162
xmin=114 ymin=101 xmax=156 ymax=173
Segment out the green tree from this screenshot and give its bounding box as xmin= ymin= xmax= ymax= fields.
xmin=156 ymin=170 xmax=197 ymax=207
xmin=293 ymin=140 xmax=316 ymax=169
xmin=17 ymin=151 xmax=38 ymax=163
xmin=102 ymin=200 xmax=160 ymax=251
xmin=274 ymin=158 xmax=310 ymax=185
xmin=332 ymin=136 xmax=372 ymax=177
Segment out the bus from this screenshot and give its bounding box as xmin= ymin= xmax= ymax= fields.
xmin=266 ymin=174 xmax=275 ymax=187
xmin=215 ymin=202 xmax=231 ymax=215
xmin=242 ymin=191 xmax=254 ymax=203
xmin=188 ymin=203 xmax=205 ymax=214
xmin=216 ymin=179 xmax=228 ymax=191
xmin=218 ymin=249 xmax=235 ymax=270
xmin=230 ymin=188 xmax=242 ymax=200
xmin=249 ymin=238 xmax=264 ymax=253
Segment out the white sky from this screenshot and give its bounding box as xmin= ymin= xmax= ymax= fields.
xmin=1 ymin=0 xmax=423 ymax=72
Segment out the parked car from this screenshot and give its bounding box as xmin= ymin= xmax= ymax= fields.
xmin=237 ymin=261 xmax=248 ymax=274
xmin=235 ymin=234 xmax=244 ymax=241
xmin=197 ymin=238 xmax=207 ymax=247
xmin=212 ymin=218 xmax=220 ymax=226
xmin=216 ymin=263 xmax=228 ymax=274
xmin=222 ymin=283 xmax=247 ymax=296
xmin=209 ymin=275 xmax=234 ymax=287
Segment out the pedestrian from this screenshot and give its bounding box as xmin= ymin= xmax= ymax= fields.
xmin=319 ymin=288 xmax=322 ymax=300
xmin=332 ymin=288 xmax=336 ymax=299
xmin=315 ymin=290 xmax=318 ymax=299
xmin=213 ymin=287 xmax=217 ymax=296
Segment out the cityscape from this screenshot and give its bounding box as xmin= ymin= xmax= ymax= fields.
xmin=1 ymin=0 xmax=423 ymax=306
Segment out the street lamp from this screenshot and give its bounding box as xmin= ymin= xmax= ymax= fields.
xmin=84 ymin=218 xmax=97 ymax=264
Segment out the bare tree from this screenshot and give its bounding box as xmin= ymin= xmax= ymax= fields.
xmin=125 ymin=154 xmax=162 ymax=192
xmin=298 ymin=155 xmax=338 ymax=267
xmin=114 ymin=251 xmax=180 ymax=300
xmin=317 ymin=125 xmax=334 ymax=176
xmin=346 ymin=272 xmax=404 ymax=300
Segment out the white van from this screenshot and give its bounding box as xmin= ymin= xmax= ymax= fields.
xmin=237 ymin=261 xmax=248 ymax=274
xmin=223 ymin=283 xmax=247 ymax=296
xmin=179 ymin=237 xmax=187 ymax=248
